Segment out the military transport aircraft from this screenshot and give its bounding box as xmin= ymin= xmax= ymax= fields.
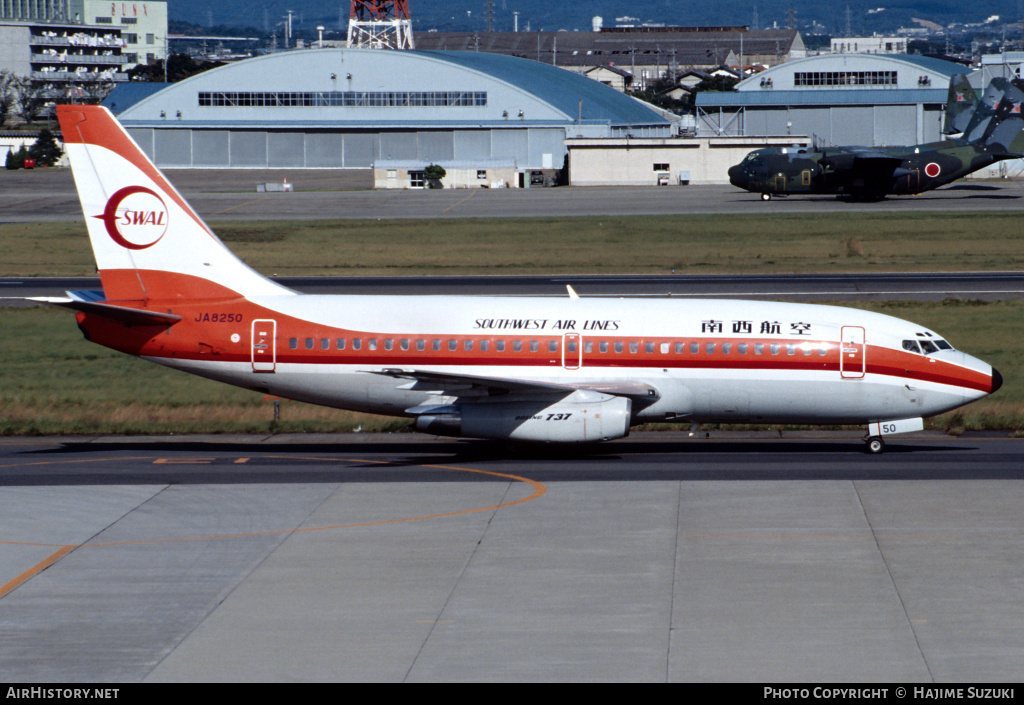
xmin=36 ymin=105 xmax=1001 ymax=453
xmin=728 ymin=76 xmax=1024 ymax=201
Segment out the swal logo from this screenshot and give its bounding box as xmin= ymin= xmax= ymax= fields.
xmin=95 ymin=186 xmax=169 ymax=250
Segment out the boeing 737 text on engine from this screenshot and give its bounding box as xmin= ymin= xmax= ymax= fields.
xmin=37 ymin=105 xmax=1002 ymax=453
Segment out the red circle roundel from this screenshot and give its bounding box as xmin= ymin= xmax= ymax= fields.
xmin=96 ymin=186 xmax=169 ymax=250
xmin=925 ymin=162 xmax=941 ymax=178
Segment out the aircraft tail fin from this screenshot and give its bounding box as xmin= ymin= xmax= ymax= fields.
xmin=966 ymin=79 xmax=1024 ymax=154
xmin=56 ymin=105 xmax=293 ymax=304
xmin=943 ymin=73 xmax=978 ymax=136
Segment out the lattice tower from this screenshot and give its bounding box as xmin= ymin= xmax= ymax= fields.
xmin=347 ymin=0 xmax=414 ymax=50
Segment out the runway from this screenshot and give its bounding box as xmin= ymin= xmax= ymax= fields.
xmin=2 ymin=168 xmax=1024 ymax=222
xmin=4 ymin=271 xmax=1023 ymax=303
xmin=1 ymin=431 xmax=1022 ymax=682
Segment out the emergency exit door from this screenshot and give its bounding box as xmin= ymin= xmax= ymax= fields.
xmin=840 ymin=326 xmax=865 ymax=379
xmin=251 ymin=319 xmax=277 ymax=373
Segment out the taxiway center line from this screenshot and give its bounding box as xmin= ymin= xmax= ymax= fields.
xmin=0 ymin=545 xmax=77 ymax=600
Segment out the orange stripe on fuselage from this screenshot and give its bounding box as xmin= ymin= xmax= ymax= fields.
xmin=74 ymin=294 xmax=993 ymax=395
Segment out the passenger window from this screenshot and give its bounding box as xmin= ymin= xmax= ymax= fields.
xmin=722 ymin=343 xmax=731 ymax=354
xmin=568 ymin=341 xmax=577 ymax=353
xmin=336 ymin=338 xmax=346 ymax=350
xmin=368 ymin=339 xmax=378 ymax=351
xmin=706 ymin=343 xmax=715 ymax=355
xmin=615 ymin=342 xmax=623 ymax=353
xmin=802 ymin=345 xmax=812 ymax=356
xmin=432 ymin=339 xmax=441 ymax=351
xmin=514 ymin=340 xmax=522 ymax=352
xmin=645 ymin=342 xmax=654 ymax=354
xmin=630 ymin=342 xmax=638 ymax=353
xmin=530 ymin=341 xmax=539 ymax=352
xmin=305 ymin=338 xmax=314 ymax=350
xmin=738 ymin=343 xmax=747 ymax=354
xmin=690 ymin=342 xmax=698 ymax=354
xmin=770 ymin=344 xmax=779 ymax=355
xmin=416 ymin=340 xmax=425 ymax=351
xmin=480 ymin=340 xmax=489 ymax=351
xmin=352 ymin=339 xmax=362 ymax=350
xmin=448 ymin=340 xmax=458 ymax=351
xmin=549 ymin=341 xmax=558 ymax=353
xmin=400 ymin=339 xmax=409 ymax=351
xmin=786 ymin=344 xmax=795 ymax=355
xmin=675 ymin=343 xmax=684 ymax=354
xmin=755 ymin=343 xmax=763 ymax=355
xmin=583 ymin=341 xmax=592 ymax=353
xmin=320 ymin=338 xmax=329 ymax=350
xmin=464 ymin=340 xmax=473 ymax=351
xmin=600 ymin=341 xmax=609 ymax=353
xmin=384 ymin=339 xmax=393 ymax=351
xmin=818 ymin=345 xmax=827 ymax=356
xmin=497 ymin=340 xmax=506 ymax=352
xmin=289 ymin=338 xmax=298 ymax=349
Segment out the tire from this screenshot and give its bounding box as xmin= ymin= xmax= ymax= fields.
xmin=761 ymin=192 xmax=772 ymax=201
xmin=865 ymin=436 xmax=885 ymax=454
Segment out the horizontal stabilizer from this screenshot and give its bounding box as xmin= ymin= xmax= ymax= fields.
xmin=27 ymin=295 xmax=182 ymax=326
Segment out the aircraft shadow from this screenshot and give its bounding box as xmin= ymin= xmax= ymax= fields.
xmin=2 ymin=437 xmax=1017 ymax=485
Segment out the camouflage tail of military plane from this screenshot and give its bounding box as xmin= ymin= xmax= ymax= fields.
xmin=728 ymin=75 xmax=1024 ymax=201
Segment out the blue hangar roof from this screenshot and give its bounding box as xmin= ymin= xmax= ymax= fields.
xmin=418 ymin=50 xmax=667 ymax=127
xmin=105 ymin=48 xmax=670 ymax=129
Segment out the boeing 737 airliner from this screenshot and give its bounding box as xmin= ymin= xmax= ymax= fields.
xmin=39 ymin=105 xmax=1001 ymax=453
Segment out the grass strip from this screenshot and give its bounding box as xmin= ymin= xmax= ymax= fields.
xmin=3 ymin=211 xmax=1024 ymax=276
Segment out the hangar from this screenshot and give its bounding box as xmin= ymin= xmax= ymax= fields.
xmin=103 ymin=47 xmax=671 ymax=174
xmin=696 ymin=53 xmax=966 ymax=146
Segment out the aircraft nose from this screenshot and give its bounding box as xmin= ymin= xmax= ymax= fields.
xmin=728 ymin=165 xmax=748 ymax=189
xmin=991 ymin=367 xmax=1003 ymax=394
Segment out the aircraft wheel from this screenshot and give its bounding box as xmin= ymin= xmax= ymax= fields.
xmin=760 ymin=192 xmax=772 ymax=201
xmin=865 ymin=436 xmax=886 ymax=455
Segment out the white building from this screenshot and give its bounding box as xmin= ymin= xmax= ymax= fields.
xmin=831 ymin=36 xmax=908 ymax=55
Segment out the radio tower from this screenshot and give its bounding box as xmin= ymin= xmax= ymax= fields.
xmin=348 ymin=1 xmax=415 ymax=49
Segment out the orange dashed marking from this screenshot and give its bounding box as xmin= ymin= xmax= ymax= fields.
xmin=0 ymin=454 xmax=547 ymax=597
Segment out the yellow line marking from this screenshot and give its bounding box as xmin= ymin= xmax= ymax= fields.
xmin=0 ymin=455 xmax=547 ymax=550
xmin=0 ymin=545 xmax=76 ymax=599
xmin=441 ymin=189 xmax=476 ymax=214
xmin=234 ymin=458 xmax=250 ymax=464
xmin=207 ymin=198 xmax=268 ymax=216
xmin=153 ymin=458 xmax=214 ymax=464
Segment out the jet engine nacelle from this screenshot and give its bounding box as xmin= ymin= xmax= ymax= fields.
xmin=415 ymin=391 xmax=632 ymax=443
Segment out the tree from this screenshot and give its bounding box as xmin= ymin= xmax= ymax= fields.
xmin=0 ymin=70 xmax=18 ymax=128
xmin=29 ymin=129 xmax=63 ymax=167
xmin=5 ymin=144 xmax=28 ymax=170
xmin=424 ymin=164 xmax=446 ymax=189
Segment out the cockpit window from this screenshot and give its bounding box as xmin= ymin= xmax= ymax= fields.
xmin=903 ymin=338 xmax=954 ymax=355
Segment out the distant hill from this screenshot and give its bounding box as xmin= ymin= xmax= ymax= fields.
xmin=164 ymin=0 xmax=1023 ymax=37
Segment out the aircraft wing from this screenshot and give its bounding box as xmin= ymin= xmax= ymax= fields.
xmin=819 ymin=149 xmax=904 ymax=175
xmin=366 ymin=368 xmax=659 ymax=409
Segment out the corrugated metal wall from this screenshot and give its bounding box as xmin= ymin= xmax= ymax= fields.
xmin=128 ymin=127 xmax=567 ymax=168
xmin=698 ymin=105 xmax=942 ymax=147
